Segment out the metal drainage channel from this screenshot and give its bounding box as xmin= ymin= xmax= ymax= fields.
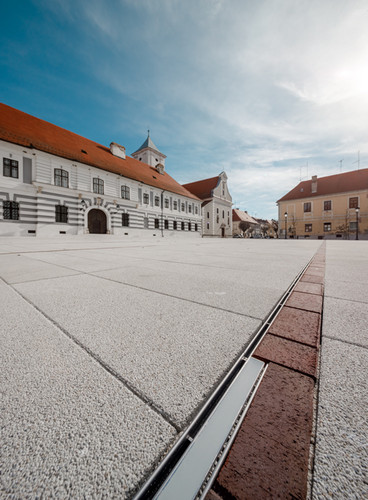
xmin=133 ymin=261 xmax=311 ymax=500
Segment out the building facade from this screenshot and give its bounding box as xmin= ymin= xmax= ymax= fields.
xmin=232 ymin=209 xmax=258 ymax=236
xmin=183 ymin=172 xmax=232 ymax=237
xmin=277 ymin=170 xmax=368 ymax=239
xmin=0 ymin=104 xmax=202 ymax=237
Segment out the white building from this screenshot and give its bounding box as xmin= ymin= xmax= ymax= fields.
xmin=0 ymin=104 xmax=202 ymax=237
xmin=183 ymin=172 xmax=232 ymax=237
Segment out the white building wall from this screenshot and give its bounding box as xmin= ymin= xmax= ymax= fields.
xmin=0 ymin=140 xmax=201 ymax=237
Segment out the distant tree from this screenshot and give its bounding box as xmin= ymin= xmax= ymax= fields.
xmin=239 ymin=221 xmax=251 ymax=236
xmin=335 ymin=211 xmax=350 ymax=240
xmin=260 ymin=223 xmax=269 ymax=237
xmin=271 ymin=219 xmax=279 ymax=238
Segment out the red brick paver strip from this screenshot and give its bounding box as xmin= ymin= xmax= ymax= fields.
xmin=254 ymin=333 xmax=318 ymax=377
xmin=294 ymin=281 xmax=323 ymax=295
xmin=300 ymin=273 xmax=324 ymax=284
xmin=285 ymin=290 xmax=323 ymax=313
xmin=211 ymin=363 xmax=315 ymax=500
xmin=268 ymin=306 xmax=320 ymax=347
xmin=304 ymin=267 xmax=325 ymax=277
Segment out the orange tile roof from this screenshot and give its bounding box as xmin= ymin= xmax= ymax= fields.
xmin=0 ymin=103 xmax=199 ymax=200
xmin=182 ymin=176 xmax=219 ymax=200
xmin=278 ymin=169 xmax=368 ymax=202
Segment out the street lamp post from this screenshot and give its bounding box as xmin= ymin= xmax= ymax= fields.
xmin=284 ymin=212 xmax=288 ymax=240
xmin=355 ymin=207 xmax=359 ymax=240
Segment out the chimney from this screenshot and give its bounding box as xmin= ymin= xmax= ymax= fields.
xmin=311 ymin=175 xmax=317 ymax=193
xmin=110 ymin=142 xmax=126 ymax=160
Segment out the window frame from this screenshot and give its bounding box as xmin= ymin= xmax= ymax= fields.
xmin=164 ymin=198 xmax=169 ymax=209
xmin=54 ymin=168 xmax=69 ymax=188
xmin=55 ymin=205 xmax=68 ymax=223
xmin=3 ymin=158 xmax=19 ymax=178
xmin=305 ymin=223 xmax=312 ymax=233
xmin=143 ymin=193 xmax=149 ymax=204
xmin=122 ymin=213 xmax=130 ymax=227
xmin=121 ymin=185 xmax=130 ymax=200
xmin=93 ymin=177 xmax=104 ymax=194
xmin=155 ymin=196 xmax=160 ymax=207
xmin=349 ymin=197 xmax=359 ymax=209
xmin=154 ymin=218 xmax=159 ymax=229
xmin=173 ymin=220 xmax=177 ymax=230
xmin=324 ymin=200 xmax=331 ymax=211
xmin=323 ymin=222 xmax=331 ymax=232
xmin=173 ymin=200 xmax=178 ymax=210
xmin=304 ymin=202 xmax=311 ymax=213
xmin=164 ymin=219 xmax=169 ymax=229
xmin=3 ymin=201 xmax=19 ymax=220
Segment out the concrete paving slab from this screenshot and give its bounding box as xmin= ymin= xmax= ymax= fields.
xmin=322 ymin=296 xmax=368 ymax=348
xmin=0 ymin=254 xmax=80 ymax=284
xmin=325 ymin=279 xmax=368 ymax=304
xmin=91 ymin=261 xmax=291 ymax=319
xmin=0 ymin=279 xmax=176 ymax=499
xmin=14 ymin=273 xmax=261 ymax=428
xmin=312 ymin=338 xmax=368 ymax=499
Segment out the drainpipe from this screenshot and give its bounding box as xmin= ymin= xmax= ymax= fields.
xmin=161 ymin=190 xmax=165 ymax=237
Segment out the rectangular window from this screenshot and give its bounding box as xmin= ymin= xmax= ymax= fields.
xmin=181 ymin=203 xmax=185 ymax=212
xmin=305 ymin=223 xmax=312 ymax=232
xmin=195 ymin=206 xmax=198 ymax=214
xmin=23 ymin=157 xmax=32 ymax=184
xmin=304 ymin=202 xmax=311 ymax=212
xmin=173 ymin=200 xmax=178 ymax=210
xmin=324 ymin=200 xmax=331 ymax=211
xmin=188 ymin=205 xmax=192 ymax=213
xmin=181 ymin=221 xmax=185 ymax=230
xmin=188 ymin=222 xmax=192 ymax=231
xmin=349 ymin=197 xmax=358 ymax=208
xmin=121 ymin=185 xmax=130 ymax=200
xmin=3 ymin=158 xmax=19 ymax=178
xmin=173 ymin=220 xmax=177 ymax=230
xmin=195 ymin=223 xmax=198 ymax=231
xmin=143 ymin=193 xmax=149 ymax=204
xmin=55 ymin=205 xmax=68 ymax=223
xmin=216 ymin=216 xmax=219 ymax=223
xmin=154 ymin=218 xmax=159 ymax=229
xmin=93 ymin=177 xmax=104 ymax=194
xmin=155 ymin=196 xmax=160 ymax=207
xmin=349 ymin=221 xmax=357 ymax=231
xmin=207 ymin=222 xmax=209 ymax=229
xmin=3 ymin=201 xmax=19 ymax=220
xmin=55 ymin=168 xmax=69 ymax=188
xmin=164 ymin=198 xmax=169 ymax=208
xmin=122 ymin=213 xmax=129 ymax=227
xmin=164 ymin=219 xmax=169 ymax=229
xmin=207 ymin=212 xmax=209 ymax=218
xmin=324 ymin=222 xmax=331 ymax=232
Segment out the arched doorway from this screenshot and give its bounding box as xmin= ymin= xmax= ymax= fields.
xmin=88 ymin=209 xmax=107 ymax=234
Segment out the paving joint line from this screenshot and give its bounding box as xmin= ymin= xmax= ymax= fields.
xmin=324 ymin=294 xmax=368 ymax=305
xmin=3 ymin=278 xmax=181 ymax=433
xmin=323 ymin=335 xmax=368 ymax=350
xmin=88 ymin=272 xmax=264 ymax=322
xmin=9 ymin=254 xmax=265 ymax=322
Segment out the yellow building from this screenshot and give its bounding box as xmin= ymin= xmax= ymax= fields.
xmin=277 ymin=169 xmax=368 ymax=239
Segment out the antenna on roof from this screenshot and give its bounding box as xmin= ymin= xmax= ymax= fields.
xmin=352 ymin=150 xmax=360 ymax=170
xmin=339 ymin=159 xmax=343 ymax=172
xmin=147 ymin=129 xmax=150 ymax=138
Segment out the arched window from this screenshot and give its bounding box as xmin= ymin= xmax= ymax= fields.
xmin=54 ymin=168 xmax=68 ymax=188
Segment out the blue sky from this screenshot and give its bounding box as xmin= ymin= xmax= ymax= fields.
xmin=1 ymin=0 xmax=368 ymax=219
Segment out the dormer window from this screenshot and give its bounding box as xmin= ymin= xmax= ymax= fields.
xmin=54 ymin=168 xmax=68 ymax=188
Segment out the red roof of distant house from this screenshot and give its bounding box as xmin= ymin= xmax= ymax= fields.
xmin=183 ymin=176 xmax=219 ymax=200
xmin=232 ymin=209 xmax=258 ymax=224
xmin=0 ymin=103 xmax=199 ymax=200
xmin=278 ymin=169 xmax=368 ymax=202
